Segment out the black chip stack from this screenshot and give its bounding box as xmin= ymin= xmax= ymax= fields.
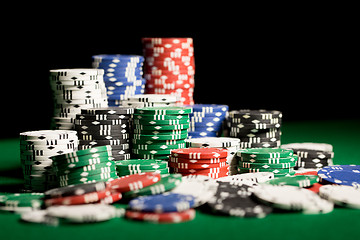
xmin=280 ymin=142 xmax=334 ymax=169
xmin=227 ymin=110 xmax=282 ymax=149
xmin=74 ymin=107 xmax=134 ymax=161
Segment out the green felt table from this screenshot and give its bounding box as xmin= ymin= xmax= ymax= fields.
xmin=0 ymin=119 xmax=360 ymax=240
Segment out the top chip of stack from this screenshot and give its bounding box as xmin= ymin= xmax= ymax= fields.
xmin=120 ymin=94 xmax=177 ymax=108
xmin=92 ymin=55 xmax=145 ymax=106
xmin=187 ymin=104 xmax=229 ymax=138
xmin=280 ymin=142 xmax=334 ymax=169
xmin=142 ymin=38 xmax=195 ymax=105
xmin=49 ymin=69 xmax=108 ymax=130
xmin=227 ymin=109 xmax=282 ymax=149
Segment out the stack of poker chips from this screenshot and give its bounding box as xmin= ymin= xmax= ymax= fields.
xmin=227 ymin=110 xmax=282 ymax=149
xmin=19 ymin=130 xmax=79 ymax=192
xmin=126 ymin=192 xmax=196 ymax=223
xmin=74 ymin=107 xmax=133 ymax=161
xmin=92 ymin=54 xmax=146 ymax=106
xmin=120 ymin=94 xmax=177 ymax=108
xmin=185 ymin=137 xmax=241 ymax=175
xmin=51 ymin=146 xmax=118 ymax=187
xmin=188 ymin=104 xmax=229 ymax=138
xmin=49 ymin=69 xmax=108 ymax=130
xmin=281 ymin=142 xmax=334 ymax=169
xmin=236 ymin=148 xmax=297 ymax=177
xmin=115 ymin=159 xmax=170 ymax=177
xmin=169 ymin=148 xmax=229 ymax=179
xmin=142 ymin=38 xmax=195 ymax=105
xmin=132 ymin=106 xmax=192 ymax=160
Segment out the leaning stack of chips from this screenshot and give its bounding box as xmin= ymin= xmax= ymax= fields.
xmin=19 ymin=130 xmax=79 ymax=192
xmin=142 ymin=38 xmax=195 ymax=105
xmin=74 ymin=107 xmax=133 ymax=161
xmin=280 ymin=142 xmax=334 ymax=169
xmin=227 ymin=110 xmax=282 ymax=148
xmin=187 ymin=104 xmax=229 ymax=138
xmin=92 ymin=54 xmax=146 ymax=106
xmin=51 ymin=146 xmax=118 ymax=187
xmin=185 ymin=137 xmax=241 ymax=175
xmin=132 ymin=106 xmax=192 ymax=160
xmin=115 ymin=159 xmax=170 ymax=177
xmin=49 ymin=69 xmax=108 ymax=130
xmin=169 ymin=148 xmax=229 ymax=179
xmin=120 ymin=94 xmax=177 ymax=108
xmin=236 ymin=148 xmax=297 ymax=177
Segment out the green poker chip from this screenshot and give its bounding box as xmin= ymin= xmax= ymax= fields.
xmin=134 ymin=123 xmax=190 ymax=131
xmin=52 ymin=151 xmax=111 ymax=165
xmin=238 ymin=167 xmax=294 ymax=175
xmin=0 ymin=193 xmax=44 ymax=208
xmin=133 ymin=154 xmax=170 ymax=160
xmin=133 ymin=129 xmax=188 ymax=135
xmin=55 ymin=161 xmax=116 ymax=175
xmin=133 ymin=133 xmax=188 ymax=141
xmin=134 ymin=119 xmax=190 ymax=126
xmin=237 ymin=148 xmax=293 ymax=158
xmin=133 ymin=114 xmax=189 ymax=120
xmin=51 ymin=145 xmax=112 ymax=161
xmin=132 ymin=149 xmax=172 ymax=155
xmin=116 ymin=167 xmax=170 ymax=176
xmin=59 ymin=171 xmax=118 ymax=187
xmin=240 ymin=155 xmax=298 ymax=163
xmin=53 ymin=156 xmax=113 ymax=172
xmin=135 ymin=107 xmax=192 ymax=115
xmin=266 ymin=175 xmax=319 ymax=187
xmin=57 ymin=166 xmax=116 ymax=181
xmin=132 ymin=142 xmax=186 ymax=150
xmin=115 ymin=159 xmax=168 ymax=171
xmin=238 ymin=161 xmax=296 ymax=169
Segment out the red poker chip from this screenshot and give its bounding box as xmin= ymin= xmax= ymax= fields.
xmin=44 ymin=190 xmax=110 ymax=206
xmin=143 ymin=51 xmax=194 ymax=59
xmin=142 ymin=37 xmax=193 ymax=44
xmin=169 ymin=161 xmax=228 ymax=169
xmin=145 ymin=76 xmax=194 ymax=84
xmin=172 ymin=165 xmax=229 ymax=174
xmin=171 ymin=148 xmax=228 ymax=159
xmin=106 ymin=172 xmax=161 ymax=193
xmin=145 ymin=57 xmax=195 ymax=66
xmin=146 ymin=82 xmax=195 ymax=90
xmin=144 ymin=68 xmax=195 ymax=77
xmin=305 ymin=182 xmax=323 ymax=193
xmin=169 ymin=156 xmax=227 ymax=164
xmin=145 ymin=64 xmax=195 ymax=72
xmin=125 ymin=208 xmax=195 ymax=223
xmin=146 ymin=88 xmax=194 ymax=95
xmin=145 ymin=55 xmax=194 ymax=63
xmin=294 ymin=171 xmax=318 ymax=176
xmin=98 ymin=192 xmax=122 ymax=204
xmin=143 ymin=47 xmax=194 ymax=55
xmin=145 ymin=73 xmax=193 ymax=81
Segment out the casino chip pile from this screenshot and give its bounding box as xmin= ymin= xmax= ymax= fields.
xmin=227 ymin=110 xmax=282 ymax=148
xmin=281 ymin=142 xmax=334 ymax=169
xmin=0 ymin=193 xmax=44 ymax=213
xmin=188 ymin=104 xmax=229 ymax=138
xmin=92 ymin=54 xmax=145 ymax=106
xmin=170 ymin=148 xmax=229 ymax=179
xmin=132 ymin=106 xmax=192 ymax=160
xmin=121 ymin=94 xmax=177 ymax=108
xmin=142 ymin=38 xmax=195 ymax=105
xmin=51 ymin=146 xmax=118 ymax=187
xmin=236 ymin=148 xmax=298 ymax=177
xmin=74 ymin=107 xmax=133 ymax=161
xmin=185 ymin=137 xmax=241 ymax=175
xmin=49 ymin=69 xmax=108 ymax=130
xmin=115 ymin=159 xmax=170 ymax=177
xmin=19 ymin=130 xmax=79 ymax=192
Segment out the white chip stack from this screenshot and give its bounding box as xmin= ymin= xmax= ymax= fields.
xmin=49 ymin=69 xmax=108 ymax=130
xmin=19 ymin=130 xmax=79 ymax=192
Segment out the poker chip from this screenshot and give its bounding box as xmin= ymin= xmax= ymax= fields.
xmin=319 ymin=185 xmax=360 ymax=209
xmin=171 ymin=148 xmax=228 ymax=159
xmin=216 ymin=172 xmax=275 ymax=184
xmin=0 ymin=193 xmax=44 ymax=213
xmin=49 ymin=69 xmax=108 ymax=129
xmin=142 ymin=38 xmax=195 ymax=105
xmin=106 ymin=172 xmax=161 ymax=193
xmin=253 ymin=184 xmax=334 ymax=214
xmin=317 ymin=165 xmax=360 ymax=187
xmin=44 ymin=182 xmax=107 ymax=199
xmin=265 ymin=175 xmax=319 ymax=188
xmin=114 ymin=159 xmax=170 ymax=177
xmin=44 ymin=190 xmax=112 ymax=206
xmin=125 ymin=208 xmax=195 ymax=223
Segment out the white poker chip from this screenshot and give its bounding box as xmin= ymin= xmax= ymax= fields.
xmin=281 ymin=142 xmax=333 ymax=152
xmin=126 ymin=94 xmax=177 ymax=103
xmin=186 ymin=137 xmax=240 ymax=148
xmin=217 ymin=172 xmax=275 ymax=184
xmin=21 ymin=210 xmax=59 ymax=226
xmin=319 ymin=185 xmax=360 ymax=209
xmin=170 ymin=175 xmax=219 ymax=207
xmin=253 ymin=184 xmax=334 ymax=214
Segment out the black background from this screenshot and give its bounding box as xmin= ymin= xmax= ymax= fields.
xmin=1 ymin=9 xmax=359 ymax=138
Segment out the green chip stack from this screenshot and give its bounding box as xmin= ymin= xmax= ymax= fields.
xmin=51 ymin=145 xmax=118 ymax=187
xmin=132 ymin=106 xmax=192 ymax=160
xmin=115 ymin=159 xmax=170 ymax=177
xmin=236 ymin=148 xmax=298 ymax=177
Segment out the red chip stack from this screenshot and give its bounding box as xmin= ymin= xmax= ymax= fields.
xmin=141 ymin=37 xmax=195 ymax=105
xmin=169 ymin=148 xmax=229 ymax=179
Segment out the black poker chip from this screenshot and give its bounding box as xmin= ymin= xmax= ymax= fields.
xmin=75 ymin=113 xmax=130 ymax=121
xmin=43 ymin=181 xmax=107 ymax=199
xmin=81 ymin=107 xmax=134 ymax=115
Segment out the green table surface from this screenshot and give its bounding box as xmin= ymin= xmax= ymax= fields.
xmin=0 ymin=119 xmax=360 ymax=240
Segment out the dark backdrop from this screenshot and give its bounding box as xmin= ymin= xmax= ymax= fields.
xmin=2 ymin=12 xmax=358 ymax=138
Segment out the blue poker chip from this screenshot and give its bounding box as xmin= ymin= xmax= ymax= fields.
xmin=188 ymin=131 xmax=218 ymax=137
xmin=189 ymin=104 xmax=229 ymax=113
xmin=95 ymin=61 xmax=143 ymax=69
xmin=189 ymin=121 xmax=223 ymax=128
xmin=105 ymin=80 xmax=146 ymax=88
xmin=128 ymin=192 xmax=195 ymax=213
xmin=318 ymin=165 xmax=360 ymax=187
xmin=189 ymin=116 xmax=225 ymax=123
xmin=105 ymin=72 xmax=143 ymax=78
xmin=190 ymin=111 xmax=227 ymax=118
xmin=104 ymin=76 xmax=145 ymax=84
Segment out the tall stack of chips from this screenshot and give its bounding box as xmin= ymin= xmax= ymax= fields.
xmin=51 ymin=146 xmax=118 ymax=187
xmin=188 ymin=104 xmax=229 ymax=138
xmin=92 ymin=55 xmax=146 ymax=106
xmin=280 ymin=143 xmax=334 ymax=169
xmin=120 ymin=94 xmax=177 ymax=108
xmin=169 ymin=148 xmax=229 ymax=179
xmin=142 ymin=38 xmax=195 ymax=105
xmin=49 ymin=69 xmax=108 ymax=130
xmin=132 ymin=106 xmax=192 ymax=160
xmin=227 ymin=110 xmax=282 ymax=148
xmin=19 ymin=130 xmax=79 ymax=192
xmin=74 ymin=107 xmax=133 ymax=161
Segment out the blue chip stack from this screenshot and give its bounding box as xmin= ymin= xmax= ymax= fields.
xmin=92 ymin=54 xmax=146 ymax=106
xmin=187 ymin=104 xmax=229 ymax=138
